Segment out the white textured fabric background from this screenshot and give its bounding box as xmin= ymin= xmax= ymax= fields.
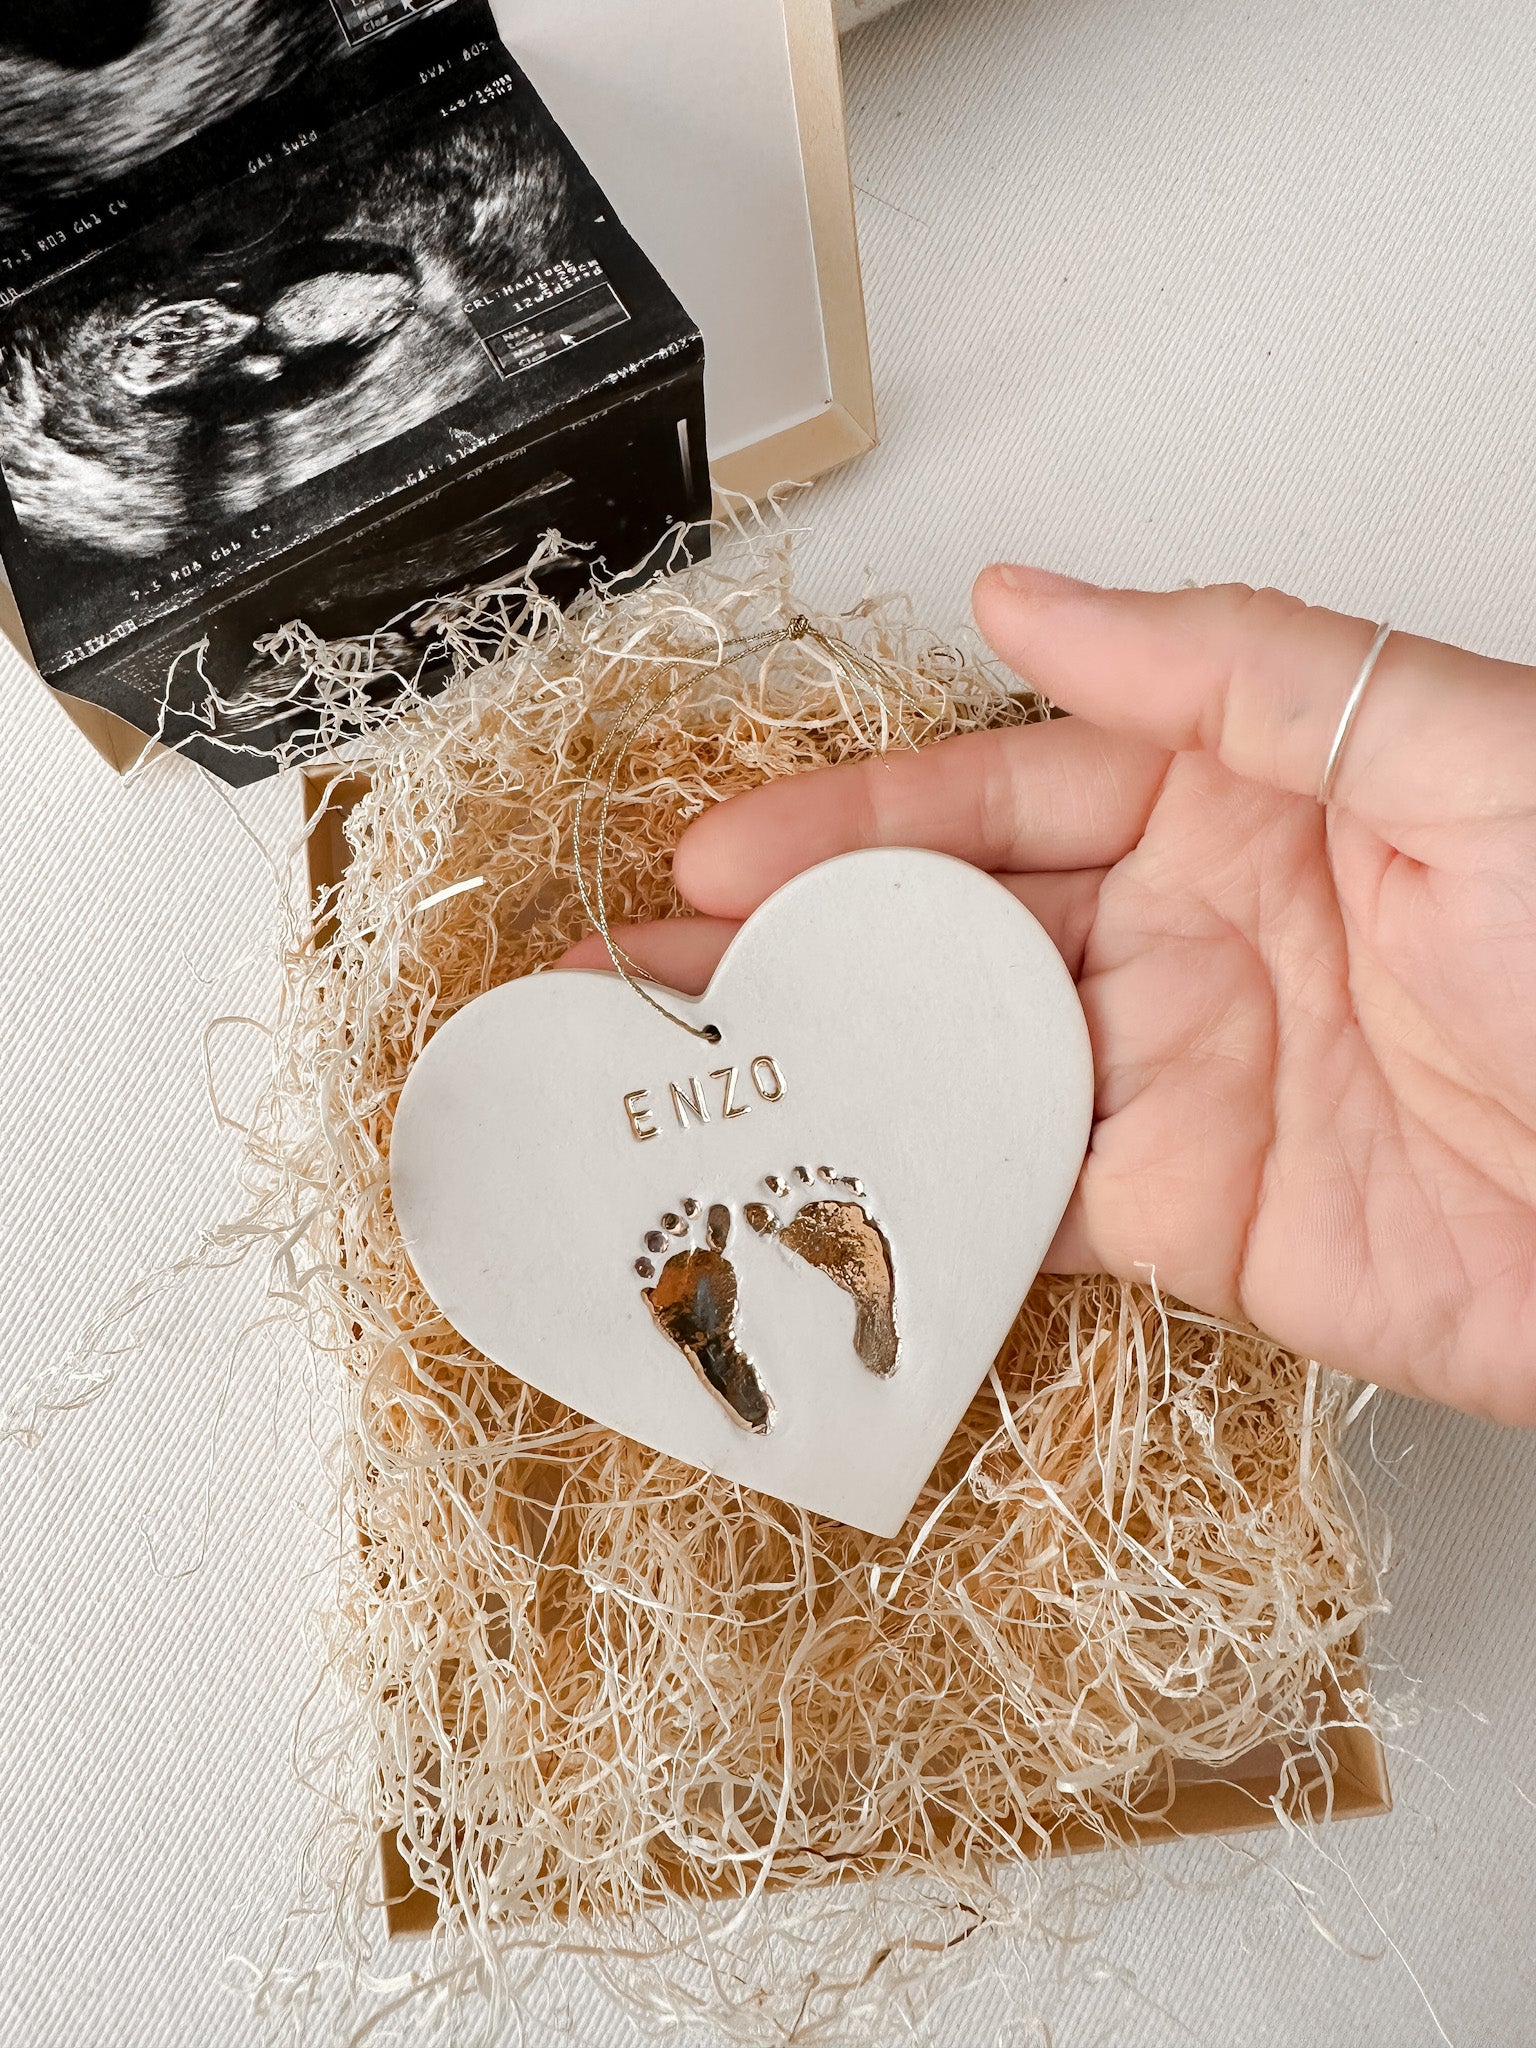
xmin=4 ymin=1 xmax=1536 ymax=2041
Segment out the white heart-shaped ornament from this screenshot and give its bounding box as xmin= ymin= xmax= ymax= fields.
xmin=391 ymin=848 xmax=1093 ymax=1537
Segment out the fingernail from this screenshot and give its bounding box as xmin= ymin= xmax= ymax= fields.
xmin=994 ymin=564 xmax=1100 ymax=598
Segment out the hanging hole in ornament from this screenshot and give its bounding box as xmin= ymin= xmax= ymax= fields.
xmin=701 ymin=1024 xmax=722 ymax=1045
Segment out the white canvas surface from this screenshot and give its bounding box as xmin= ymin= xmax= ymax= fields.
xmin=4 ymin=1 xmax=1536 ymax=2042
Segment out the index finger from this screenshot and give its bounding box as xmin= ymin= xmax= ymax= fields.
xmin=674 ymin=714 xmax=1165 ymax=920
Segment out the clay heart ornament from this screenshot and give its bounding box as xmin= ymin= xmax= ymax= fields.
xmin=389 ymin=847 xmax=1093 ymax=1537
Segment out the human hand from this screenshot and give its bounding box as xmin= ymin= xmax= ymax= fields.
xmin=561 ymin=572 xmax=1536 ymax=1424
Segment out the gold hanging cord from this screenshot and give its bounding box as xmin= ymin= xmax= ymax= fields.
xmin=572 ymin=614 xmax=936 ymax=1042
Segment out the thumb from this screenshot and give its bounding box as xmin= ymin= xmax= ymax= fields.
xmin=972 ymin=567 xmax=1536 ymax=829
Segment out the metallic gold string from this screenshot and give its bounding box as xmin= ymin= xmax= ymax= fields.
xmin=572 ymin=615 xmax=936 ymax=1041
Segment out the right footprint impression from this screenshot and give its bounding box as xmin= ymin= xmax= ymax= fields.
xmin=745 ymin=1166 xmax=899 ymax=1379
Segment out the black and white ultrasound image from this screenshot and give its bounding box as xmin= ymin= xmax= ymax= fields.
xmin=0 ymin=93 xmax=584 ymax=596
xmin=0 ymin=0 xmax=341 ymax=231
xmin=0 ymin=0 xmax=708 ymax=776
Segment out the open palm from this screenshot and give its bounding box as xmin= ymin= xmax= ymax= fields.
xmin=564 ymin=573 xmax=1536 ymax=1424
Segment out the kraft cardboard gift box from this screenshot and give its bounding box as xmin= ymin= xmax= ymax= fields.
xmin=300 ymin=772 xmax=1390 ymax=1939
xmin=0 ymin=0 xmax=709 ymax=781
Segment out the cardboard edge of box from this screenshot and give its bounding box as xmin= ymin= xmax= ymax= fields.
xmin=0 ymin=578 xmax=151 ymax=774
xmin=709 ymin=0 xmax=877 ymax=502
xmin=301 ymin=771 xmax=1390 ymax=1939
xmin=374 ymin=1675 xmax=1390 ymax=1938
xmin=3 ymin=0 xmax=875 ymax=779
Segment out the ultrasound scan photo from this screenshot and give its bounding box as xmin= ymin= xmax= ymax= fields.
xmin=0 ymin=111 xmax=579 ymax=566
xmin=0 ymin=0 xmax=342 ymax=230
xmin=0 ymin=0 xmax=709 ymax=779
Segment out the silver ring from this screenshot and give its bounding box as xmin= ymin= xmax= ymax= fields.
xmin=1317 ymin=621 xmax=1392 ymax=806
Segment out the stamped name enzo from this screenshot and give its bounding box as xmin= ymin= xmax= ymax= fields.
xmin=624 ymin=1057 xmax=787 ymax=1143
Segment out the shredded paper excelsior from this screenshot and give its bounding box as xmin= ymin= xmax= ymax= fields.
xmin=232 ymin=522 xmax=1384 ymax=2044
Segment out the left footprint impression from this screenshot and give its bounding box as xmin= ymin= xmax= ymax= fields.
xmin=636 ymin=1201 xmax=772 ymax=1433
